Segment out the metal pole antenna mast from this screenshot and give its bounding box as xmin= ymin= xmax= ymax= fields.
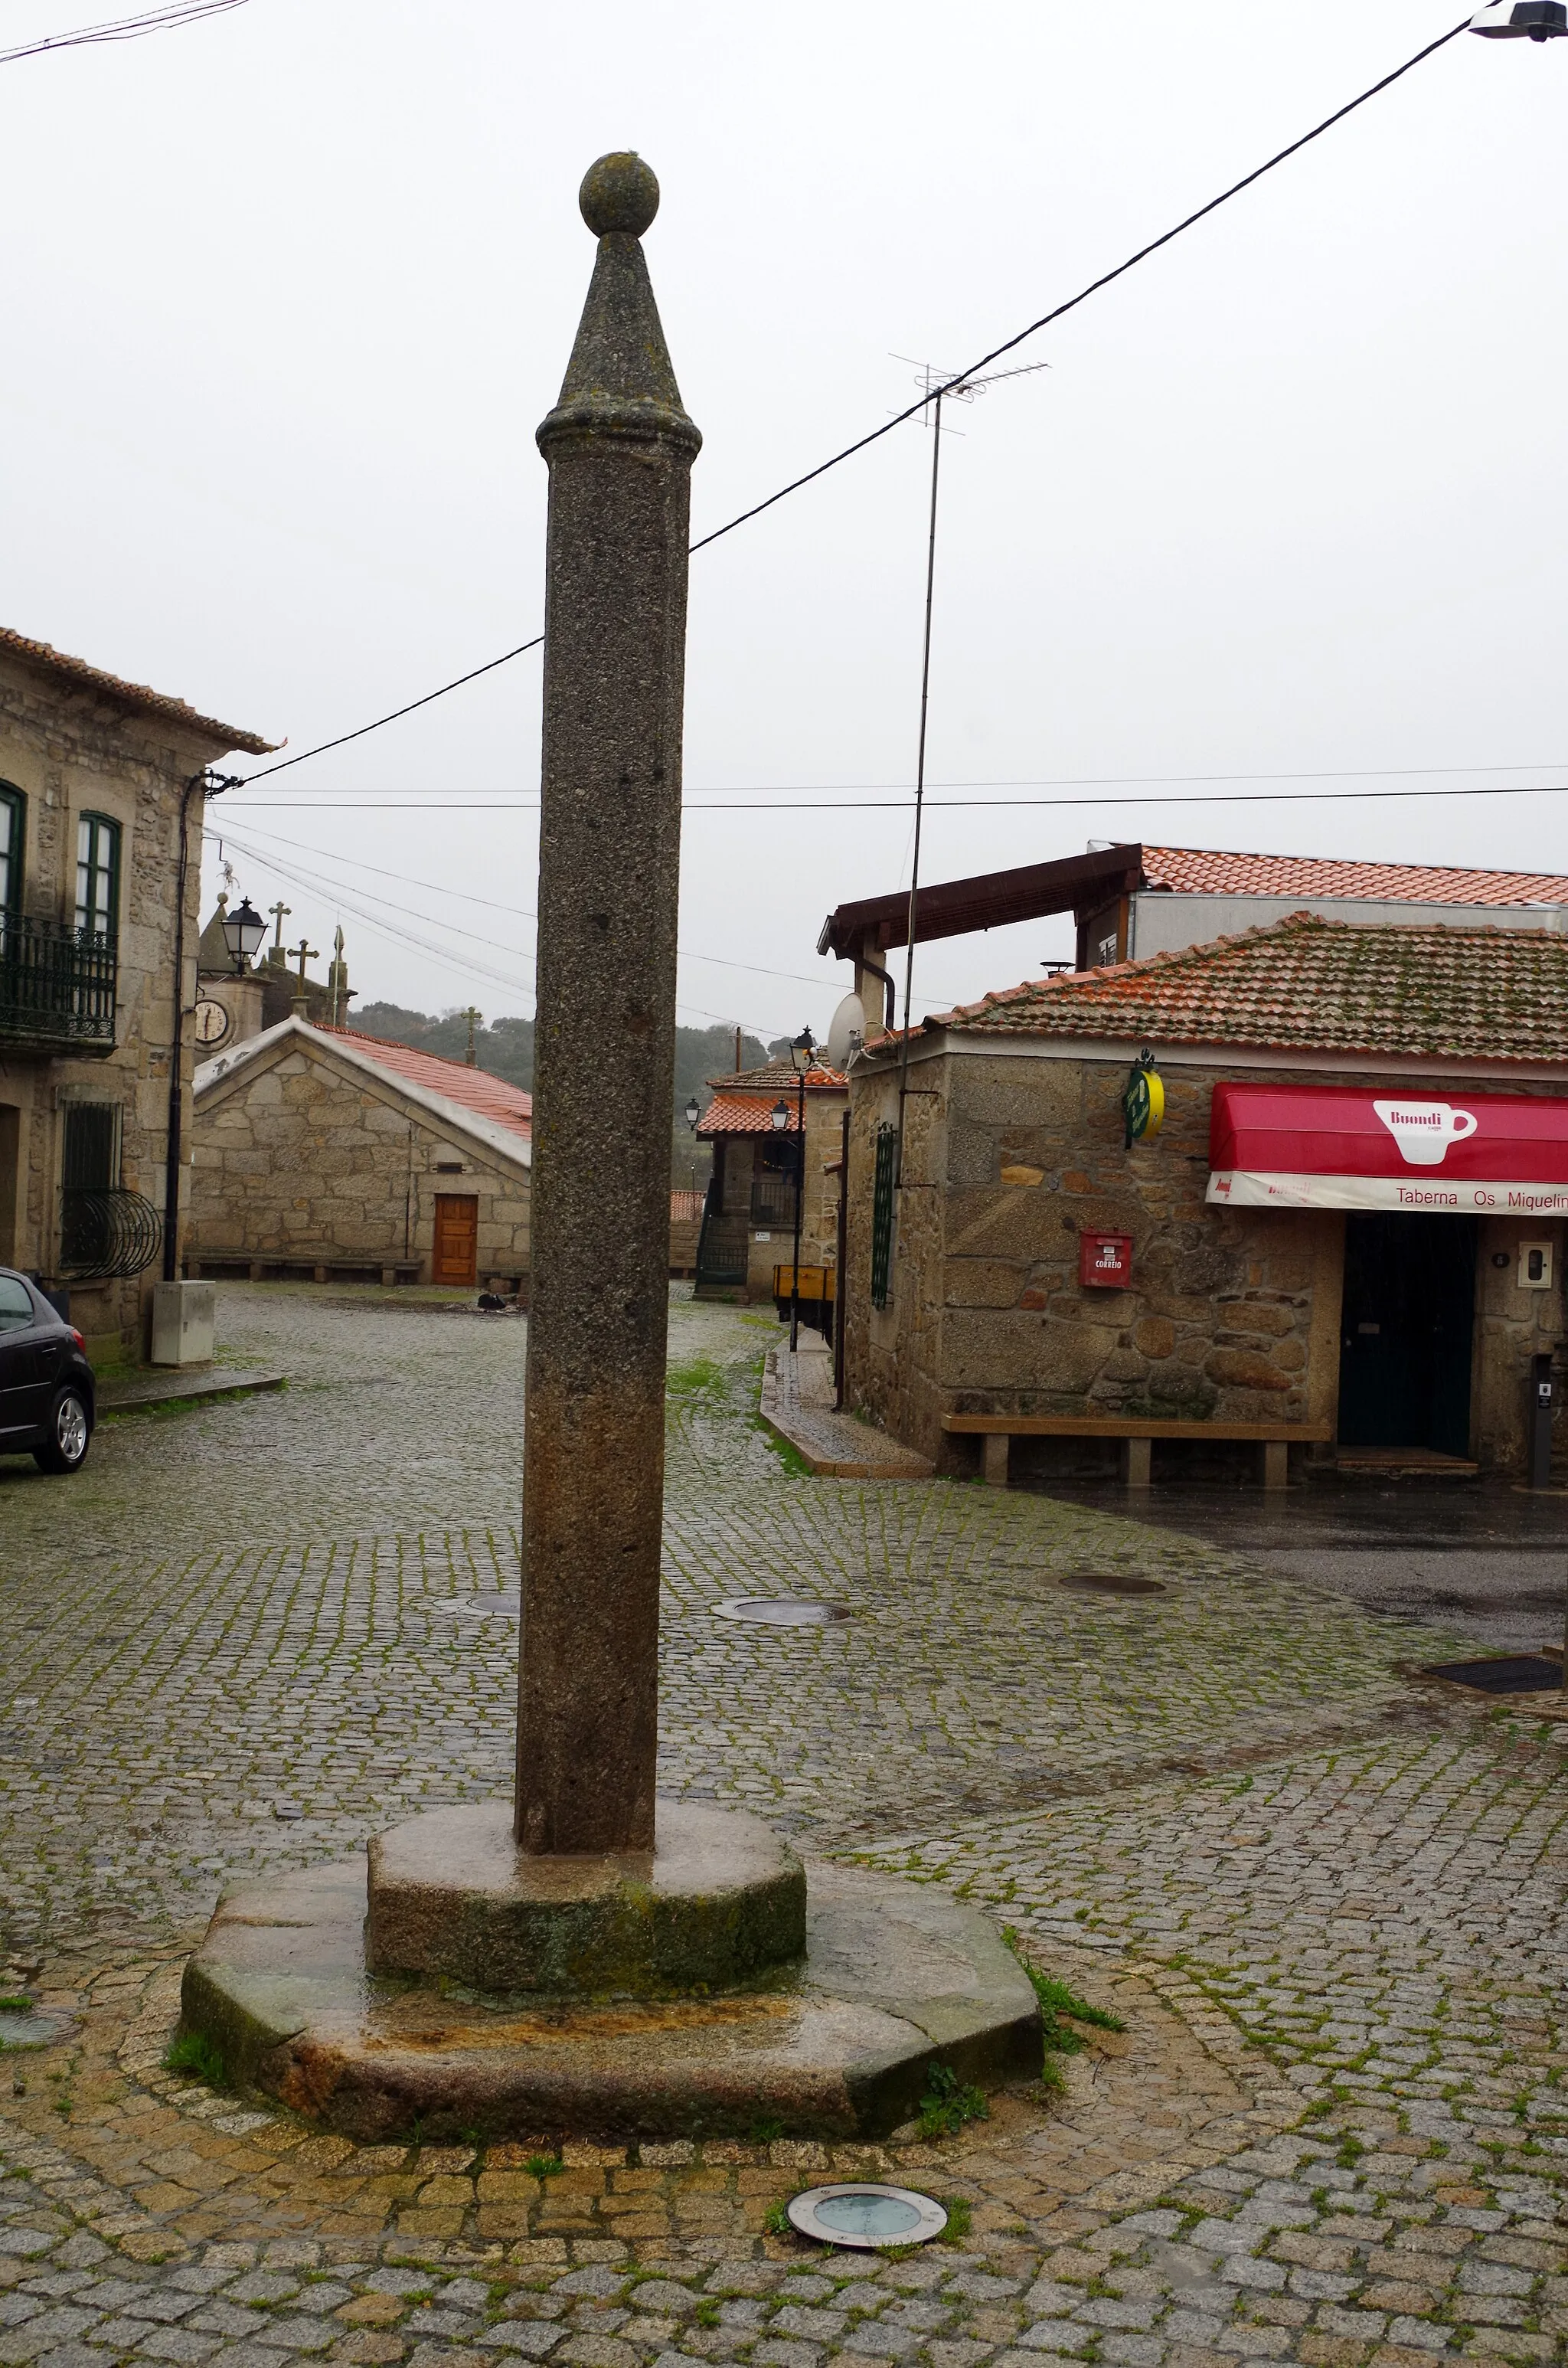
xmin=893 ymin=355 xmax=1050 ymax=1176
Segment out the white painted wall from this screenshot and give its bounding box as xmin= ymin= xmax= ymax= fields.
xmin=1126 ymin=895 xmax=1568 ymax=963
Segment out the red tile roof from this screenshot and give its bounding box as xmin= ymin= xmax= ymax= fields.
xmin=1142 ymin=844 xmax=1568 ymax=908
xmin=926 ymin=911 xmax=1568 ymax=1065
xmin=706 ymin=1061 xmax=849 ymax=1092
xmin=697 ymin=1062 xmax=848 ymax=1138
xmin=0 ymin=627 xmax=275 ymax=754
xmin=322 ymin=1027 xmax=532 ymax=1140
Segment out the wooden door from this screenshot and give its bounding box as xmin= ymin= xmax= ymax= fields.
xmin=433 ymin=1193 xmax=479 ymax=1287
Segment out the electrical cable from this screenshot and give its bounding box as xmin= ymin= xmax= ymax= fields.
xmin=688 ymin=16 xmax=1473 ymax=558
xmin=229 ymin=15 xmax=1472 ymax=793
xmin=209 ymin=823 xmax=864 ymax=1001
xmin=227 ymin=774 xmax=1568 ymax=815
xmin=0 ymin=0 xmax=249 ymax=66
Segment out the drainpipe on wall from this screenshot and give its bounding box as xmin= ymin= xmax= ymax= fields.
xmin=165 ymin=770 xmax=243 ymax=1284
xmin=833 ymin=1107 xmax=850 ymax=1408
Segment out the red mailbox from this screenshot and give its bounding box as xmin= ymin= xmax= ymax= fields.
xmin=1080 ymin=1230 xmax=1133 ymax=1288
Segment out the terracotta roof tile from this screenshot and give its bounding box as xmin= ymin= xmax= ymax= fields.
xmin=698 ymin=1094 xmax=806 ymax=1138
xmin=696 ymin=1062 xmax=847 ymax=1137
xmin=0 ymin=626 xmax=274 ymax=754
xmin=704 ymin=1061 xmax=848 ymax=1092
xmin=926 ymin=911 xmax=1568 ymax=1065
xmin=1142 ymin=843 xmax=1568 ymax=908
xmin=322 ymin=1026 xmax=532 ymax=1140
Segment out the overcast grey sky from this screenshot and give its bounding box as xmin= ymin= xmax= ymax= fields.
xmin=4 ymin=0 xmax=1566 ymax=1039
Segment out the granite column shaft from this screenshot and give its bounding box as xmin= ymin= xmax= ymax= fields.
xmin=517 ymin=159 xmax=701 ymax=1856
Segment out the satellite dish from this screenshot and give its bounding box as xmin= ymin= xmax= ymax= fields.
xmin=826 ymin=992 xmax=866 ymax=1071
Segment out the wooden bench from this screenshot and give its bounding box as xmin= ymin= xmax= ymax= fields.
xmin=941 ymin=1414 xmax=1334 ymax=1493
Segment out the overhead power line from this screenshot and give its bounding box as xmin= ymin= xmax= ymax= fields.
xmin=209 ymin=823 xmax=865 ymax=1000
xmin=229 ymin=774 xmax=1568 ymax=816
xmin=231 ymin=14 xmax=1472 ymax=793
xmin=0 ymin=0 xmax=250 ymax=66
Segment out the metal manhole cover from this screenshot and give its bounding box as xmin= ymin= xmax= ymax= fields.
xmin=786 ymin=2183 xmax=946 ymax=2249
xmin=430 ymin=1594 xmax=521 ymax=1620
xmin=1423 ymin=1653 xmax=1563 ymax=1696
xmin=1060 ymin=1573 xmax=1166 ymax=1596
xmin=714 ymin=1598 xmax=853 ymax=1627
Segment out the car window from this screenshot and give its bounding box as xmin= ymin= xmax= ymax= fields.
xmin=0 ymin=1277 xmax=34 ymax=1333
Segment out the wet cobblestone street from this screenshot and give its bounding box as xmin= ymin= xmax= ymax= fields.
xmin=2 ymin=1287 xmax=1566 ymax=2368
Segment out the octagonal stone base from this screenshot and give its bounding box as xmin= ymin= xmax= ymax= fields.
xmin=180 ymin=1808 xmax=1040 ymax=2141
xmin=365 ymin=1800 xmax=805 ymax=1996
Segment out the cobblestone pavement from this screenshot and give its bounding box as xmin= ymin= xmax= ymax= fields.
xmin=3 ymin=1287 xmax=1567 ymax=2368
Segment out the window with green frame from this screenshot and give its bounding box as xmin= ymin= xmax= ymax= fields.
xmin=0 ymin=784 xmax=23 ymax=917
xmin=75 ymin=812 xmax=120 ymax=940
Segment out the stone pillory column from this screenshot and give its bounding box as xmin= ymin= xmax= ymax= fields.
xmin=518 ymin=152 xmax=701 ymax=1856
xmin=175 ymin=157 xmax=1041 ymax=2135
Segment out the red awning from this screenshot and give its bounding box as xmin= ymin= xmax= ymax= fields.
xmin=1208 ymin=1081 xmax=1568 ymax=1214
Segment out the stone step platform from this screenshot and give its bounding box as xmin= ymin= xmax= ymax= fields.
xmin=96 ymin=1366 xmax=286 ymax=1415
xmin=180 ymin=1835 xmax=1039 ymax=2145
xmin=760 ymin=1339 xmax=933 ymax=1480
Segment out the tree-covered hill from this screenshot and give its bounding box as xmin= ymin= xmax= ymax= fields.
xmin=353 ymin=1005 xmax=775 ymax=1183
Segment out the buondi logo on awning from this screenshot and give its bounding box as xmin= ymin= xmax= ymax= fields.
xmin=1372 ymin=1101 xmax=1479 ymax=1169
xmin=1206 ymin=1082 xmax=1568 ymax=1215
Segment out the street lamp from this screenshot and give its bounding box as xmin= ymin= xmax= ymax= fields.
xmin=220 ymin=895 xmax=266 ymax=974
xmin=1470 ymin=2 xmax=1567 ymax=34
xmin=784 ymin=1027 xmax=816 ymax=1353
xmin=684 ymin=1096 xmax=701 ymax=1130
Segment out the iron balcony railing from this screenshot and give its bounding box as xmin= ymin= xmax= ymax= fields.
xmin=694 ymin=1175 xmax=748 ymax=1288
xmin=0 ymin=913 xmax=117 ymax=1052
xmin=58 ymin=1189 xmax=162 ymax=1282
xmin=749 ymin=1172 xmax=799 ymax=1225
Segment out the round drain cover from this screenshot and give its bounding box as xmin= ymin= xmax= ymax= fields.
xmin=786 ymin=2183 xmax=946 ymax=2249
xmin=1060 ymin=1573 xmax=1166 ymax=1596
xmin=431 ymin=1594 xmax=521 ymax=1619
xmin=714 ymin=1598 xmax=852 ymax=1627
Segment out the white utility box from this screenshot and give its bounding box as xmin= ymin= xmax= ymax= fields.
xmin=150 ymin=1279 xmax=216 ymax=1367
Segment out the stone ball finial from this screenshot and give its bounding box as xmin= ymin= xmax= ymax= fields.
xmin=579 ymin=152 xmax=659 ymax=238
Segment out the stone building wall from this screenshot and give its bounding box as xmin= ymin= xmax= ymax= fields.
xmin=844 ymin=1043 xmax=1566 ymax=1478
xmin=190 ymin=1044 xmax=530 ymax=1286
xmin=0 ymin=651 xmax=245 ymax=1359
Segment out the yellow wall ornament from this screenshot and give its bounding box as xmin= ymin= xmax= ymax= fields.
xmin=1122 ymin=1048 xmax=1165 ymax=1150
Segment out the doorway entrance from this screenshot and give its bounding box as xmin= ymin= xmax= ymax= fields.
xmin=432 ymin=1193 xmax=479 ymax=1287
xmin=1338 ymin=1212 xmax=1477 ymax=1458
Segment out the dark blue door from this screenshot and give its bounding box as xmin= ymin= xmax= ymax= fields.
xmin=1338 ymin=1213 xmax=1477 ymax=1457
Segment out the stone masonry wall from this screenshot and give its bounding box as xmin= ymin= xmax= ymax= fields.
xmin=0 ymin=653 xmax=239 ymax=1357
xmin=844 ymin=1044 xmax=1568 ymax=1477
xmin=189 ymin=1045 xmax=530 ymax=1285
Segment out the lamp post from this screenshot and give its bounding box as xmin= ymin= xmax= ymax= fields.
xmin=686 ymin=1095 xmax=704 ymax=1197
xmin=784 ymin=1027 xmax=816 ymax=1352
xmin=1469 ymin=2 xmax=1566 ymax=35
xmin=220 ymin=895 xmax=266 ymax=976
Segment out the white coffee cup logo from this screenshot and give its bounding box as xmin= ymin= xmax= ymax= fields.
xmin=1373 ymin=1099 xmax=1478 ymax=1168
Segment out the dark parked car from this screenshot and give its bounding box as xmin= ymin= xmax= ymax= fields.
xmin=0 ymin=1268 xmax=95 ymax=1474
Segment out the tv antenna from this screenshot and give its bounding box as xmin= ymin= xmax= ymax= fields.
xmin=890 ymin=352 xmax=1052 ymax=1170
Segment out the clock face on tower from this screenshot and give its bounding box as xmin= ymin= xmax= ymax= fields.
xmin=194 ymin=997 xmax=232 ymax=1049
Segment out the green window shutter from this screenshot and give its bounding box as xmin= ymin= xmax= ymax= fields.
xmin=871 ymin=1122 xmax=898 ymax=1310
xmin=0 ymin=787 xmax=22 ymax=916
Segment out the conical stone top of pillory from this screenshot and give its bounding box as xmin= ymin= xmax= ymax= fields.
xmin=538 ymin=152 xmax=700 ymax=455
xmin=579 ymin=151 xmax=659 ymax=237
